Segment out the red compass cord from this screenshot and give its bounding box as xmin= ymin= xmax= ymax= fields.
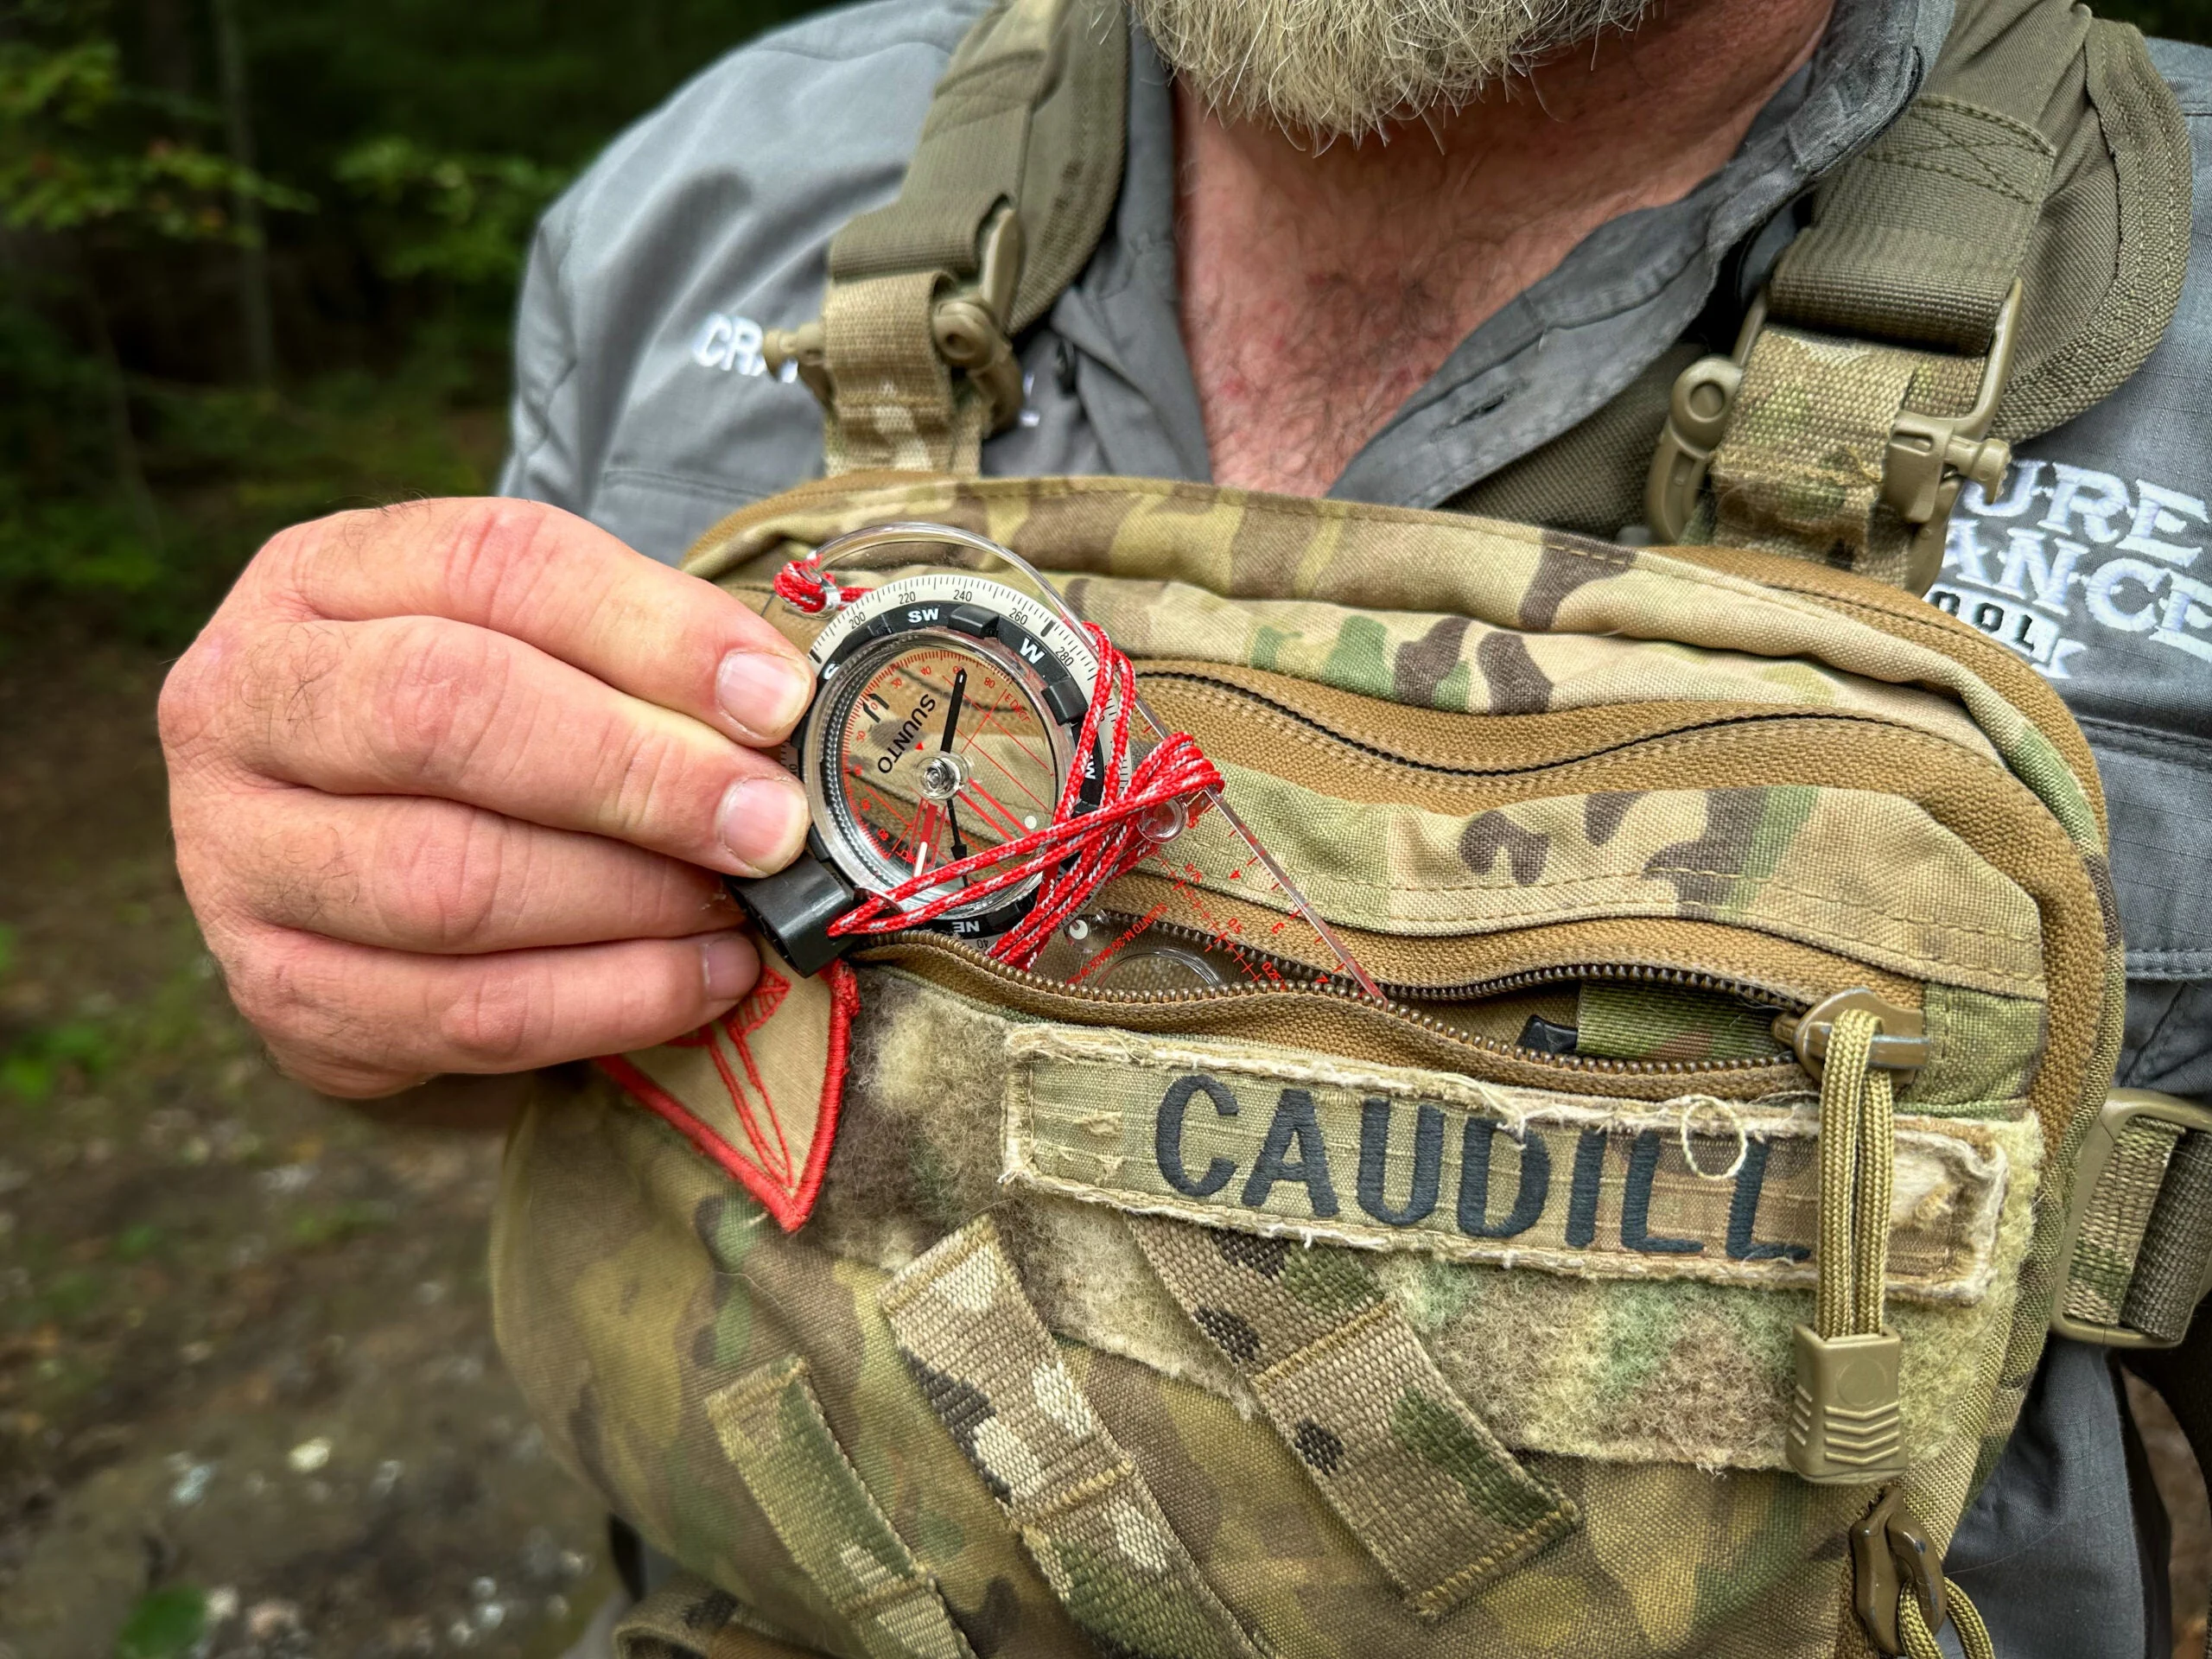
xmin=772 ymin=558 xmax=1223 ymax=971
xmin=772 ymin=554 xmax=868 ymax=613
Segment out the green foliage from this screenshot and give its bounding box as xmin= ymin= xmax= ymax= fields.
xmin=2 ymin=1018 xmax=117 ymax=1103
xmin=0 ymin=30 xmax=302 ymax=240
xmin=114 ymin=1585 xmax=208 ymax=1659
xmin=335 ymin=136 xmax=568 ymax=287
xmin=0 ymin=0 xmax=829 ymax=646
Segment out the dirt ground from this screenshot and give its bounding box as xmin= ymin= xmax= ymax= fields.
xmin=0 ymin=636 xmax=613 ymax=1658
xmin=2 ymin=631 xmax=2209 ymax=1659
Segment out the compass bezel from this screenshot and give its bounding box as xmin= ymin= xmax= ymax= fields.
xmin=792 ymin=575 xmax=1106 ymax=943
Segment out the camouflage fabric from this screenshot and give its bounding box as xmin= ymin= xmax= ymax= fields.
xmin=877 ymin=1216 xmax=1265 ymax=1659
xmin=1573 ymin=982 xmax=1785 ymax=1065
xmin=1100 ymin=773 xmax=2045 ymax=996
xmin=1124 ymin=1213 xmax=1579 ymax=1618
xmin=490 ymin=474 xmax=2124 ymax=1659
xmin=707 ymin=1357 xmax=977 ymax=1659
xmin=822 ymin=275 xmax=989 ymax=477
xmin=615 ymin=1572 xmax=835 ymax=1659
xmin=1706 ymin=327 xmax=1984 ymax=587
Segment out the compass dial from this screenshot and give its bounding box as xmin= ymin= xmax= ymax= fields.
xmin=797 ymin=575 xmax=1105 ymax=940
xmin=827 ymin=638 xmax=1060 ymax=887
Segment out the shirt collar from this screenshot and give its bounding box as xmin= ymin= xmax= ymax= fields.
xmin=1050 ymin=0 xmax=1955 ymax=509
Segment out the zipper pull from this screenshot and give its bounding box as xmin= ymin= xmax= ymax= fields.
xmin=1772 ymin=988 xmax=1927 ymax=1080
xmin=1850 ymin=1484 xmax=1946 ymax=1655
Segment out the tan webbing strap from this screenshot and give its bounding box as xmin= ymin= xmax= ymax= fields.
xmin=1768 ymin=97 xmax=2054 ymax=356
xmin=1125 ymin=1215 xmax=1579 ymax=1620
xmin=706 ymin=1357 xmax=978 ymax=1659
xmin=1695 ymin=87 xmax=2054 ymax=586
xmin=1692 ymin=92 xmax=2054 ymax=588
xmin=1648 ymin=2 xmax=2190 ymax=592
xmin=822 ymin=274 xmax=990 ymax=477
xmin=878 ymin=1215 xmax=1265 ymax=1659
xmin=779 ymin=0 xmax=1128 ymax=476
xmin=613 ymin=1572 xmax=823 ymax=1659
xmin=1704 ymin=324 xmax=1993 ymax=590
xmin=2052 ymin=1091 xmax=2212 ymax=1349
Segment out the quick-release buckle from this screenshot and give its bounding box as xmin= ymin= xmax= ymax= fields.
xmin=1643 ymin=289 xmax=1765 ymax=545
xmin=929 ymin=202 xmax=1027 ymax=433
xmin=766 ymin=204 xmax=1027 ymax=435
xmin=2050 ymin=1088 xmax=2212 ymax=1350
xmin=1887 ymin=281 xmax=2021 ymax=594
xmin=1643 ymin=282 xmax=2023 ymax=594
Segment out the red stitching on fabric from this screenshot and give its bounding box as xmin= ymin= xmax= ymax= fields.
xmin=595 ymin=958 xmax=861 ymax=1233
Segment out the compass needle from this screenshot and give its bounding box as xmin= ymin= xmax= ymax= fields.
xmin=732 ymin=528 xmax=1378 ymax=998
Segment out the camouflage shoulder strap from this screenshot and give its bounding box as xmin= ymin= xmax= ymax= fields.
xmin=1648 ymin=0 xmax=2193 ymax=592
xmin=765 ymin=0 xmax=1128 ymax=476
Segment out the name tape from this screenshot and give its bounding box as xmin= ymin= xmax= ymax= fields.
xmin=1001 ymin=1030 xmax=2010 ymax=1302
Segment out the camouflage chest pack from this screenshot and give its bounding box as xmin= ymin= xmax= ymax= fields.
xmin=486 ymin=4 xmax=2212 ymax=1658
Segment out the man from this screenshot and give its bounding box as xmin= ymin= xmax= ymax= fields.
xmin=159 ymin=0 xmax=2211 ymax=1652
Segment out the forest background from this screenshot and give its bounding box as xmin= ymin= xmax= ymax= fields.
xmin=4 ymin=0 xmax=2209 ymax=639
xmin=3 ymin=3 xmax=2212 ymax=1659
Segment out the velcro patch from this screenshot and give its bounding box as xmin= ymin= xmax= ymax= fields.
xmin=1001 ymin=1027 xmax=2011 ymax=1304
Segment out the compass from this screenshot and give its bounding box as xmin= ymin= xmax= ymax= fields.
xmin=731 ymin=571 xmax=1109 ymax=973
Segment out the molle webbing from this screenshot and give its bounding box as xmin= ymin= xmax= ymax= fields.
xmin=878 ymin=1216 xmax=1266 ymax=1659
xmin=613 ymin=1574 xmax=826 ymax=1659
xmin=706 ymin=1358 xmax=978 ymax=1659
xmin=2060 ymin=1113 xmax=2212 ymax=1344
xmin=1126 ymin=1215 xmax=1580 ymax=1618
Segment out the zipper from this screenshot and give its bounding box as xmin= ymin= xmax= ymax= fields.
xmin=1140 ymin=666 xmax=1938 ymax=781
xmin=857 ymin=931 xmax=1811 ymax=1078
xmin=1050 ymin=911 xmax=1808 ymax=1014
xmin=1377 ymin=958 xmax=1805 ymax=1012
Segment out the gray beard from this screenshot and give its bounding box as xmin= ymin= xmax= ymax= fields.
xmin=1132 ymin=0 xmax=1654 ymax=140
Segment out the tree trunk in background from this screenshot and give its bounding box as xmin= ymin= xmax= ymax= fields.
xmin=211 ymin=0 xmax=276 ymax=385
xmin=143 ymin=0 xmax=199 ymax=99
xmin=77 ymin=253 xmax=165 ymax=554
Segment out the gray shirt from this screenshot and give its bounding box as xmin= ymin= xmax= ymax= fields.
xmin=502 ymin=4 xmax=2212 ymax=1653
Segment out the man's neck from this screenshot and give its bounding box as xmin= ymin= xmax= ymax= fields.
xmin=1174 ymin=0 xmax=1835 ymax=497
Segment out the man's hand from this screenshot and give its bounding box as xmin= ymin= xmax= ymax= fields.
xmin=160 ymin=498 xmax=815 ymax=1098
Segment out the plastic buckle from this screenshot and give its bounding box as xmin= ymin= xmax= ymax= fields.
xmin=931 ymin=204 xmax=1027 ymax=433
xmin=1644 ymin=289 xmax=1767 ymax=543
xmin=765 ymin=205 xmax=1028 ymax=431
xmin=1885 ymin=281 xmax=2022 ymax=595
xmin=1852 ymin=1484 xmax=1947 ymax=1656
xmin=2050 ymin=1088 xmax=2212 ymax=1350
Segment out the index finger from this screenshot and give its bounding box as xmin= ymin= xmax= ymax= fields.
xmin=256 ymin=497 xmax=813 ymax=747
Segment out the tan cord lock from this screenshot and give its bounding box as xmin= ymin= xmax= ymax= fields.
xmin=1788 ymin=1004 xmax=1906 ymax=1484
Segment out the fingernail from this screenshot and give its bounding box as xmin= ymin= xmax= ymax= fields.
xmin=716 ymin=777 xmax=810 ymax=874
xmin=700 ymin=931 xmax=759 ymax=1001
xmin=717 ymin=649 xmax=813 ymax=741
